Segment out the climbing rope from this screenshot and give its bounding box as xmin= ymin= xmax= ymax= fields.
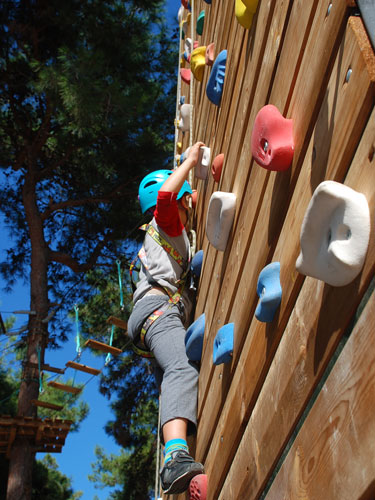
xmin=116 ymin=260 xmax=124 ymax=310
xmin=74 ymin=304 xmax=81 ymax=358
xmin=154 ymin=395 xmax=162 ymax=500
xmin=105 ymin=325 xmax=115 ymax=366
xmin=174 ymin=19 xmax=183 ymax=170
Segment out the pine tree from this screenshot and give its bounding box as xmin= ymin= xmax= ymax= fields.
xmin=0 ymin=1 xmax=177 ymax=497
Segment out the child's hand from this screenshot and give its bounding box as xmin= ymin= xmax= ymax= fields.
xmin=187 ymin=141 xmax=205 ymax=166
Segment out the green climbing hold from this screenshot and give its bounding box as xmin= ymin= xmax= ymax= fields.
xmin=196 ymin=10 xmax=205 ymax=36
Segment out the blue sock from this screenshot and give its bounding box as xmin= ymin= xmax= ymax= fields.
xmin=164 ymin=438 xmax=189 ymax=463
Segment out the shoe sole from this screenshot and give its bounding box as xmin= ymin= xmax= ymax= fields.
xmin=163 ymin=465 xmax=205 ymax=495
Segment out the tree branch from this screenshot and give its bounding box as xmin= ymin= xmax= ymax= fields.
xmin=40 ymin=181 xmax=136 ymax=220
xmin=48 ymin=235 xmax=111 ymax=273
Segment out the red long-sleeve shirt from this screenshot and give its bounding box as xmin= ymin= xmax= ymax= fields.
xmin=154 ymin=191 xmax=184 ymax=237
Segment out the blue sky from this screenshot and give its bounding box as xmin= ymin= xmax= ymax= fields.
xmin=0 ymin=1 xmax=179 ymax=498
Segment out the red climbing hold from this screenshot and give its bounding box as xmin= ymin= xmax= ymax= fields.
xmin=181 ymin=68 xmax=191 ymax=84
xmin=251 ymin=104 xmax=294 ymax=171
xmin=211 ymin=153 xmax=224 ymax=182
xmin=189 ymin=474 xmax=207 ymax=500
xmin=205 ymin=42 xmax=215 ymax=66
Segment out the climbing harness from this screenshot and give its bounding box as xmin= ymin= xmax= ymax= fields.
xmin=129 ymin=223 xmax=191 ymax=358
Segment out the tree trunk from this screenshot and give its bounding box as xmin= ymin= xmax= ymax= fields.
xmin=6 ymin=166 xmax=49 ymax=500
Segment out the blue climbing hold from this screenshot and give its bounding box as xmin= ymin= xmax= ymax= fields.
xmin=213 ymin=323 xmax=234 ymax=365
xmin=185 ymin=314 xmax=205 ymax=362
xmin=255 ymin=262 xmax=282 ymax=322
xmin=179 ymin=95 xmax=185 ymax=106
xmin=191 ymin=250 xmax=204 ymax=280
xmin=206 ymin=50 xmax=227 ymax=106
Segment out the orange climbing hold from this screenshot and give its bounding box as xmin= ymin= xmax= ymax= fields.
xmin=211 ymin=153 xmax=224 ymax=182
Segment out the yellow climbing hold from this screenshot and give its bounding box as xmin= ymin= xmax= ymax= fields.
xmin=235 ymin=0 xmax=258 ymax=29
xmin=191 ymin=46 xmax=206 ymax=82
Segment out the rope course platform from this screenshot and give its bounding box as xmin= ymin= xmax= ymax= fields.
xmin=65 ymin=361 xmax=101 ymax=376
xmin=106 ymin=315 xmax=127 ymax=331
xmin=0 ymin=415 xmax=73 ymax=458
xmin=27 ymin=362 xmax=65 ymax=375
xmin=47 ymin=381 xmax=82 ymax=395
xmin=31 ymin=400 xmax=63 ymax=411
xmin=84 ymin=339 xmax=122 ymax=356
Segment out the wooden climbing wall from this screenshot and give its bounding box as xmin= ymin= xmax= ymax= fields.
xmin=173 ymin=1 xmax=375 ymax=499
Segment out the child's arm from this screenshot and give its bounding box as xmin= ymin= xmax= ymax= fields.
xmin=160 ymin=141 xmax=205 ymax=194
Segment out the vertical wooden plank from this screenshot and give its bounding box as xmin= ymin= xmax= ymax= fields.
xmin=265 ymin=291 xmax=375 ymax=500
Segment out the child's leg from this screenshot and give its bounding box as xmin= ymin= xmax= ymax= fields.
xmin=145 ymin=306 xmax=199 ymax=436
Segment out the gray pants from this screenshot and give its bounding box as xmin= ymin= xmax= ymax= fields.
xmin=128 ymin=295 xmax=199 ymax=435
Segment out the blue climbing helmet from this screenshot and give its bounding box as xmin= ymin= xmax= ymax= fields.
xmin=138 ymin=169 xmax=193 ymax=214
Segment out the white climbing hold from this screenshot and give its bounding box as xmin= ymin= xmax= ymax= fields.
xmin=206 ymin=192 xmax=236 ymax=251
xmin=296 ymin=181 xmax=370 ymax=287
xmin=195 ymin=147 xmax=211 ymax=180
xmin=176 ymin=103 xmax=193 ymax=132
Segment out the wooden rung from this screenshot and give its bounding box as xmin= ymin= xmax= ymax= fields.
xmin=106 ymin=316 xmax=128 ymax=330
xmin=28 ymin=362 xmax=65 ymax=374
xmin=47 ymin=381 xmax=82 ymax=395
xmin=65 ymin=361 xmax=101 ymax=376
xmin=31 ymin=400 xmax=63 ymax=411
xmin=84 ymin=339 xmax=122 ymax=356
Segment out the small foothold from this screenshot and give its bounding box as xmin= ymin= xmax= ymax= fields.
xmin=206 ymin=49 xmax=227 ymax=106
xmin=191 ymin=250 xmax=204 ymax=279
xmin=177 ymin=104 xmax=193 ymax=132
xmin=196 ymin=10 xmax=205 ymax=35
xmin=213 ymin=323 xmax=234 ymax=365
xmin=206 ymin=191 xmax=236 ymax=251
xmin=179 ymin=96 xmax=185 ymax=106
xmin=185 ymin=314 xmax=205 ymax=362
xmin=251 ymin=104 xmax=294 ymax=171
xmin=235 ymin=0 xmax=259 ymax=29
xmin=296 ymin=181 xmax=370 ymax=287
xmin=191 ymin=189 xmax=198 ymax=208
xmin=184 ymin=38 xmax=193 ymax=60
xmin=180 ymin=68 xmax=191 ymax=85
xmin=211 ymin=153 xmax=224 ymax=182
xmin=191 ymin=46 xmax=207 ymax=82
xmin=205 ymin=43 xmax=215 ymax=66
xmin=189 ymin=474 xmax=208 ymax=500
xmin=181 ymin=13 xmax=191 ymax=39
xmin=346 ymin=68 xmax=352 ymax=83
xmin=177 ymin=6 xmax=184 ymax=24
xmin=177 ymin=141 xmax=182 ymax=154
xmin=195 ymin=146 xmax=211 ymax=180
xmin=255 ymin=262 xmax=282 ymax=323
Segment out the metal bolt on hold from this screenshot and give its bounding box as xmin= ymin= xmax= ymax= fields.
xmin=263 ymin=140 xmax=268 ymax=153
xmin=346 ymin=68 xmax=352 ymax=83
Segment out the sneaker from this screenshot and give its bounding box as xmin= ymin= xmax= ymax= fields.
xmin=160 ymin=450 xmax=205 ymax=495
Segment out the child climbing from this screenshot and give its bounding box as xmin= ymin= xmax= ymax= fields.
xmin=128 ymin=141 xmax=206 ymax=495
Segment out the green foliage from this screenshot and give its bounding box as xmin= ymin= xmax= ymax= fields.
xmin=31 ymin=454 xmax=83 ymax=500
